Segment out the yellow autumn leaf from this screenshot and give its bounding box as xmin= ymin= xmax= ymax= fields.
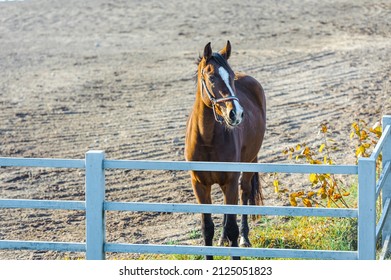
xmin=296 ymin=144 xmax=301 ymax=151
xmin=310 ymin=159 xmax=322 ymax=164
xmin=302 ymin=147 xmax=311 ymax=156
xmin=370 ymin=124 xmax=382 ymax=138
xmin=352 ymin=122 xmax=359 ymax=132
xmin=362 ymin=143 xmax=370 ymax=148
xmin=319 ymin=143 xmax=326 ymax=153
xmin=370 ymin=122 xmax=382 ymax=134
xmin=307 ymin=191 xmax=316 ymax=198
xmin=289 ymin=194 xmax=298 ymax=207
xmin=333 ymin=194 xmax=342 ymax=200
xmin=343 ymin=191 xmax=350 ymax=196
xmin=273 ymin=180 xmax=279 ymax=193
xmin=360 ymin=130 xmax=368 ymax=141
xmin=318 ymin=187 xmax=327 ymax=199
xmin=309 ymin=173 xmax=318 ymax=184
xmin=356 ymin=145 xmax=366 ymax=157
xmin=302 ymin=198 xmax=312 ymax=207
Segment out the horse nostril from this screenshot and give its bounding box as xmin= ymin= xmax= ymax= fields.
xmin=229 ymin=109 xmax=236 ymax=121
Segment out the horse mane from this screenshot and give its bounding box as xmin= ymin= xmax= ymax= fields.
xmin=211 ymin=52 xmax=234 ymax=75
xmin=193 ymin=55 xmax=203 ymax=83
xmin=194 ymin=53 xmax=233 ymax=83
xmin=196 ymin=54 xmax=203 ymax=65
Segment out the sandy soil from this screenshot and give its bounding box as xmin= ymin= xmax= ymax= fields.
xmin=0 ymin=0 xmax=390 ymax=259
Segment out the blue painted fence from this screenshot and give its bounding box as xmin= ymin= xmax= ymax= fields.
xmin=1 ymin=115 xmax=390 ymax=260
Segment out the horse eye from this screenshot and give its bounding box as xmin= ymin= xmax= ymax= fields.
xmin=209 ymin=76 xmax=215 ymax=83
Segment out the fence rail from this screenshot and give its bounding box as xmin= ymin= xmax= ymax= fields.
xmin=0 ymin=115 xmax=390 ymax=260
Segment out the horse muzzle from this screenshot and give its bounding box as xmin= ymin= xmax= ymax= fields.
xmin=225 ymin=104 xmax=244 ymax=127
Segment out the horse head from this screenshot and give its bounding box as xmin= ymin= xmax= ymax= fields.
xmin=197 ymin=41 xmax=244 ymax=127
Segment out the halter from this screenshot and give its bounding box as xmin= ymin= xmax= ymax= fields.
xmin=200 ymin=53 xmax=239 ymax=124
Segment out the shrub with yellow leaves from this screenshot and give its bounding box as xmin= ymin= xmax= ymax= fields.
xmin=276 ymin=120 xmax=381 ymax=208
xmin=350 ymin=120 xmax=382 ymax=174
xmin=278 ymin=120 xmax=382 ymax=207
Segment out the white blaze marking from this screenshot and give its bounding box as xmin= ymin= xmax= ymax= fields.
xmin=218 ymin=67 xmax=243 ymax=118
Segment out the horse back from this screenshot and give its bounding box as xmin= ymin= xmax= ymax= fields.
xmin=234 ymin=73 xmax=266 ymax=162
xmin=234 ymin=73 xmax=266 ymax=120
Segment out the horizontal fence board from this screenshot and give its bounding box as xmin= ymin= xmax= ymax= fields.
xmin=0 ymin=199 xmax=85 ymax=210
xmin=104 ymin=160 xmax=358 ymax=174
xmin=0 ymin=240 xmax=85 ymax=252
xmin=0 ymin=157 xmax=359 ymax=174
xmin=105 ymin=243 xmax=357 ymax=260
xmin=104 ymin=201 xmax=358 ymax=218
xmin=0 ymin=157 xmax=85 ymax=169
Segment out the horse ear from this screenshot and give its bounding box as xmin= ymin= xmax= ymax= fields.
xmin=203 ymin=42 xmax=212 ymax=61
xmin=220 ymin=40 xmax=231 ymax=60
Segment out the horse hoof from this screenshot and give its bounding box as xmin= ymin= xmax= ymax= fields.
xmin=239 ymin=237 xmax=252 ymax=247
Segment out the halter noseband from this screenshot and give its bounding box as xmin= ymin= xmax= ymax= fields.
xmin=200 ymin=53 xmax=239 ymax=124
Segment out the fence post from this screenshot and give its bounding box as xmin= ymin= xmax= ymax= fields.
xmin=358 ymin=157 xmax=376 ymax=259
xmin=85 ymin=150 xmax=106 ymax=260
xmin=382 ymin=115 xmax=391 ymax=250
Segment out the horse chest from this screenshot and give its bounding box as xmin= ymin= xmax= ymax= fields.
xmin=197 ymin=131 xmax=241 ymax=162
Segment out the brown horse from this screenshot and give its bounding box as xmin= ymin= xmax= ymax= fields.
xmin=185 ymin=41 xmax=266 ymax=259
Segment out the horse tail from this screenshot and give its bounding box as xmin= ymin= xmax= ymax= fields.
xmin=249 ymin=172 xmax=264 ymax=206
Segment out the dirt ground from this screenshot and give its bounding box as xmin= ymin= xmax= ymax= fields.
xmin=0 ymin=0 xmax=390 ymax=259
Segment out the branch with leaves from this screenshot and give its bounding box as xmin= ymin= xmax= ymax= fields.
xmin=351 ymin=120 xmax=382 ymax=174
xmin=275 ymin=120 xmax=382 ymax=208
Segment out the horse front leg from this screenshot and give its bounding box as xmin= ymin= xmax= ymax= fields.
xmin=221 ymin=180 xmax=240 ymax=260
xmin=191 ymin=178 xmax=214 ymax=260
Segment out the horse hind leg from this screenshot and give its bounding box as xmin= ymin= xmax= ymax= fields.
xmin=239 ymin=171 xmax=263 ymax=247
xmin=249 ymin=171 xmax=264 ymax=207
xmin=219 ymin=215 xmax=229 ymax=246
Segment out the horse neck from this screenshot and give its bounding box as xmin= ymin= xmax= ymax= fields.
xmin=192 ymin=83 xmax=221 ymax=145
